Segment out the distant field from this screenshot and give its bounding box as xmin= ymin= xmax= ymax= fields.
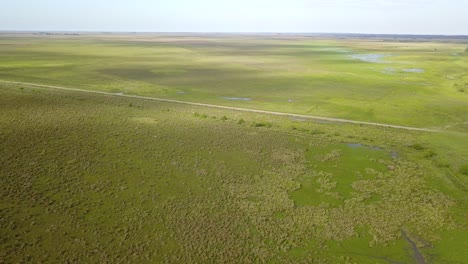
xmin=0 ymin=34 xmax=467 ymax=128
xmin=1 ymin=83 xmax=467 ymax=263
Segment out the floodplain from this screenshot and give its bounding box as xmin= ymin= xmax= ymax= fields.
xmin=0 ymin=33 xmax=467 ymax=263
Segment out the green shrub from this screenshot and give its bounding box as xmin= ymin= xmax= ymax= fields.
xmin=460 ymin=165 xmax=468 ymax=175
xmin=310 ymin=129 xmax=325 ymax=135
xmin=435 ymin=161 xmax=450 ymax=168
xmin=424 ymin=150 xmax=437 ymax=158
xmin=193 ymin=112 xmax=207 ymax=118
xmin=252 ymin=121 xmax=272 ymax=128
xmin=410 ymin=143 xmax=425 ymax=150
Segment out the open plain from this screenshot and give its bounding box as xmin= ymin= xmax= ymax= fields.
xmin=1 ymin=33 xmax=467 ymax=263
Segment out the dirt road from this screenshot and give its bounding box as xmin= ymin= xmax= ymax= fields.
xmin=0 ymin=80 xmax=441 ymax=132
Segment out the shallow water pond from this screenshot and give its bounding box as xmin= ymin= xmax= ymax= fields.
xmin=346 ymin=143 xmax=382 ymax=150
xmin=382 ymin=67 xmax=396 ymax=74
xmin=350 ymin=54 xmax=388 ymax=63
xmin=347 ymin=143 xmax=399 ymax=158
xmin=403 ymin=68 xmax=424 ymax=73
xmin=221 ymin=97 xmax=252 ymax=101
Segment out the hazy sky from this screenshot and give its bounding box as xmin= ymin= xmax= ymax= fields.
xmin=1 ymin=0 xmax=467 ymax=35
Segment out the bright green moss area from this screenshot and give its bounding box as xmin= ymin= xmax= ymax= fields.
xmin=1 ymin=84 xmax=466 ymax=263
xmin=291 ymin=144 xmax=391 ymax=207
xmin=0 ymin=35 xmax=467 ymax=128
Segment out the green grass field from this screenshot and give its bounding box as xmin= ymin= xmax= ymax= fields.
xmin=1 ymin=34 xmax=467 ymax=263
xmin=0 ymin=34 xmax=467 ymax=128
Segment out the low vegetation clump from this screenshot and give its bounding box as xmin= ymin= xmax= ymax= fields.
xmin=460 ymin=164 xmax=468 ymax=175
xmin=410 ymin=143 xmax=426 ymax=150
xmin=252 ymin=121 xmax=273 ymax=128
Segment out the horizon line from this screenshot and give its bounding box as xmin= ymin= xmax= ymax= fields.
xmin=0 ymin=30 xmax=468 ymax=37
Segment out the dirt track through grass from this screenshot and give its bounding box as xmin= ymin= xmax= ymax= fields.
xmin=402 ymin=230 xmax=426 ymax=264
xmin=0 ymin=80 xmax=442 ymax=132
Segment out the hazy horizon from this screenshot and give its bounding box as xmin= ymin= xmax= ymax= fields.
xmin=2 ymin=31 xmax=468 ymax=37
xmin=1 ymin=0 xmax=467 ymax=35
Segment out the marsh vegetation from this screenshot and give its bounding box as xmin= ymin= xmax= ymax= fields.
xmin=0 ymin=34 xmax=467 ymax=263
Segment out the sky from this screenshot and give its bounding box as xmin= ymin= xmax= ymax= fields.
xmin=1 ymin=0 xmax=467 ymax=35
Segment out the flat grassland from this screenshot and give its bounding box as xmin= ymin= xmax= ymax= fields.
xmin=0 ymin=34 xmax=467 ymax=263
xmin=0 ymin=34 xmax=467 ymax=128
